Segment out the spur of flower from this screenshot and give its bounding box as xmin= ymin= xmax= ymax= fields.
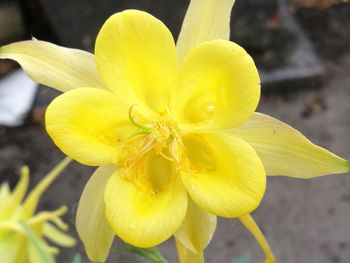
xmin=0 ymin=4 xmax=349 ymax=263
xmin=0 ymin=159 xmax=75 ymax=262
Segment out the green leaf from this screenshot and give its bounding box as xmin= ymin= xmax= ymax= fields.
xmin=72 ymin=253 xmax=82 ymax=263
xmin=232 ymin=254 xmax=251 ymax=263
xmin=115 ymin=244 xmax=168 ymax=263
xmin=19 ymin=221 xmax=54 ymax=263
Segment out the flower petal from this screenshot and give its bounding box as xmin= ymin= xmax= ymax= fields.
xmin=175 ymin=40 xmax=260 ymax=130
xmin=22 ymin=158 xmax=71 ymax=218
xmin=180 ymin=132 xmax=266 ymax=217
xmin=239 ymin=214 xmax=275 ymax=263
xmin=175 ymin=238 xmax=204 ymax=263
xmin=76 ymin=165 xmax=115 ymax=262
xmin=12 ymin=167 xmax=29 ymax=205
xmin=0 ymin=183 xmax=10 ymax=208
xmin=104 ymin=150 xmax=188 ymax=247
xmin=177 ymin=0 xmax=236 ymax=62
xmin=0 ymin=40 xmax=104 ymax=92
xmin=0 ymin=166 xmax=29 ymax=221
xmin=0 ymin=233 xmax=20 ymax=263
xmin=28 ymin=236 xmax=55 ymax=263
xmin=43 ymin=223 xmax=76 ymax=247
xmin=174 ymin=198 xmax=216 ymax=253
xmin=231 ymin=113 xmax=350 ymax=178
xmin=95 ymin=10 xmax=177 ymax=113
xmin=46 ymin=88 xmax=137 ymax=166
xmin=29 ymin=207 xmax=68 ymax=230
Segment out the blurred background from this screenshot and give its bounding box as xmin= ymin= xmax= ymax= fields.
xmin=0 ymin=0 xmax=350 ymax=262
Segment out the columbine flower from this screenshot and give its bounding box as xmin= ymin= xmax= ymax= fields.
xmin=48 ymin=9 xmax=268 ymax=261
xmin=0 ymin=1 xmax=349 ymax=262
xmin=0 ymin=158 xmax=75 ymax=262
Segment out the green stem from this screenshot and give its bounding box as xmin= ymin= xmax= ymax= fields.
xmin=20 ymin=221 xmax=54 ymax=263
xmin=116 ymin=245 xmax=168 ymax=263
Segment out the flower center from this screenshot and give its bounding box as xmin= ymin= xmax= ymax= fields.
xmin=116 ymin=105 xmax=217 ymax=195
xmin=115 ymin=107 xmax=183 ymax=194
xmin=117 ymin=118 xmax=181 ymax=168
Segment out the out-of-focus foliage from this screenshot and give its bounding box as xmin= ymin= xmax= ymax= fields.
xmin=232 ymin=255 xmax=251 ymax=263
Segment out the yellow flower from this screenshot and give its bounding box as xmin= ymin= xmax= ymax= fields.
xmin=0 ymin=1 xmax=349 ymax=262
xmin=45 ymin=8 xmax=267 ymax=258
xmin=0 ymin=158 xmax=75 ymax=263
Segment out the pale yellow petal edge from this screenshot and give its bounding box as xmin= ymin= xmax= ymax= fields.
xmin=231 ymin=113 xmax=350 ymax=178
xmin=0 ymin=40 xmax=104 ymax=92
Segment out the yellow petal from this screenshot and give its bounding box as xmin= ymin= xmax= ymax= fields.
xmin=175 ymin=40 xmax=260 ymax=130
xmin=0 ymin=183 xmax=10 ymax=208
xmin=42 ymin=244 xmax=59 ymax=256
xmin=177 ymin=0 xmax=236 ymax=62
xmin=0 ymin=233 xmax=19 ymax=263
xmin=76 ymin=165 xmax=115 ymax=262
xmin=180 ymin=132 xmax=266 ymax=217
xmin=12 ymin=167 xmax=29 ymax=205
xmin=0 ymin=183 xmax=10 ymax=198
xmin=174 ymin=198 xmax=216 ymax=253
xmin=0 ymin=166 xmax=29 ymax=221
xmin=28 ymin=207 xmax=67 ymax=228
xmin=22 ymin=158 xmax=71 ymax=218
xmin=175 ymin=238 xmax=204 ymax=263
xmin=239 ymin=214 xmax=275 ymax=263
xmin=28 ymin=236 xmax=55 ymax=263
xmin=46 ymin=88 xmax=137 ymax=166
xmin=104 ymin=150 xmax=188 ymax=247
xmin=231 ymin=113 xmax=350 ymax=178
xmin=95 ymin=10 xmax=177 ymax=113
xmin=43 ymin=223 xmax=76 ymax=247
xmin=0 ymin=222 xmax=25 ymax=234
xmin=0 ymin=40 xmax=104 ymax=92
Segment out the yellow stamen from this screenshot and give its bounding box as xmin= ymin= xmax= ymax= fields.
xmin=159 ymin=150 xmax=176 ymax=162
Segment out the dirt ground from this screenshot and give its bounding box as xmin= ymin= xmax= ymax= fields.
xmin=0 ymin=4 xmax=350 ymax=263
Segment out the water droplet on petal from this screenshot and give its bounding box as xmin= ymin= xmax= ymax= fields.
xmin=207 ymin=104 xmax=215 ymax=114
